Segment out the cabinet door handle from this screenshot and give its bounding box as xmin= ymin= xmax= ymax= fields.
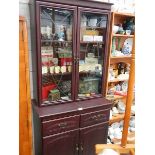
xmin=80 ymin=144 xmax=83 ymax=151
xmin=76 ymin=144 xmax=79 ymax=151
xmin=58 ymin=122 xmax=67 ymax=128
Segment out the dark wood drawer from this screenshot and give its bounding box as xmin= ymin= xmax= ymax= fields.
xmin=80 ymin=109 xmax=110 ymax=128
xmin=42 ymin=115 xmax=79 ymax=137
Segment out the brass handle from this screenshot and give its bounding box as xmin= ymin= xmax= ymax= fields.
xmin=80 ymin=144 xmax=83 ymax=151
xmin=76 ymin=144 xmax=79 ymax=151
xmin=58 ymin=122 xmax=67 ymax=128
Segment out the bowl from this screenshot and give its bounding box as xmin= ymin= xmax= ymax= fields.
xmin=113 ymin=25 xmax=119 ymax=34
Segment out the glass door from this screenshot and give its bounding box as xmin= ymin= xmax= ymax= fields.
xmin=37 ymin=3 xmax=77 ymax=105
xmin=76 ymin=8 xmax=109 ymax=100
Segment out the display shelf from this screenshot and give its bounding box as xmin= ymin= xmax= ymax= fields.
xmin=80 ymin=41 xmax=104 ymax=44
xmin=106 ymin=95 xmax=126 ymax=100
xmin=112 ymin=34 xmax=134 ymax=38
xmin=110 ymin=56 xmax=132 ymax=64
xmin=108 ymin=78 xmax=129 ymax=83
xmin=114 ymin=12 xmax=135 ymax=17
xmin=42 ymin=72 xmax=71 ymax=76
xmin=41 ymin=40 xmax=72 ymax=43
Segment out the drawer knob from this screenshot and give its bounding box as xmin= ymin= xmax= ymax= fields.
xmin=58 ymin=122 xmax=67 ymax=128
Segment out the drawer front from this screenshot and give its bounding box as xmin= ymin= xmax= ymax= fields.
xmin=80 ymin=109 xmax=110 ymax=128
xmin=42 ymin=115 xmax=79 ymax=137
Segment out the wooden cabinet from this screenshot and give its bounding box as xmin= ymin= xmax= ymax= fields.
xmin=30 ymin=1 xmax=113 ymax=155
xmin=80 ymin=122 xmax=109 ymax=155
xmin=30 ymin=0 xmax=113 ymax=106
xmin=43 ymin=130 xmax=79 ymax=155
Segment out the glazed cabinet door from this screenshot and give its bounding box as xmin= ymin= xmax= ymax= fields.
xmin=36 ymin=1 xmax=77 ymax=106
xmin=79 ymin=122 xmax=109 ymax=155
xmin=76 ymin=7 xmax=110 ymax=100
xmin=43 ymin=129 xmax=79 ymax=155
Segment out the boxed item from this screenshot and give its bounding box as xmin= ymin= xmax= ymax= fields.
xmin=42 ymin=84 xmax=56 ymax=100
xmin=83 ymin=35 xmax=94 ymax=42
xmin=79 ymin=77 xmax=100 ymax=94
xmin=93 ymin=36 xmax=103 ymax=42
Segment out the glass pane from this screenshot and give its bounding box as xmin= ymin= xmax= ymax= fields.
xmin=40 ymin=6 xmax=73 ymax=104
xmin=78 ymin=12 xmax=108 ymax=99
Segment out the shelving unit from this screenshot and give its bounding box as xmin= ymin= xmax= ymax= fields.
xmin=104 ymin=12 xmax=135 ymax=145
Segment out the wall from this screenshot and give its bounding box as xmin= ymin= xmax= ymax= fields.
xmin=19 ymin=0 xmax=36 ymax=99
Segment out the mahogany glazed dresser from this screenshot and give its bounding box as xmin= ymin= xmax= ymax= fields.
xmin=30 ymin=0 xmax=113 ymax=155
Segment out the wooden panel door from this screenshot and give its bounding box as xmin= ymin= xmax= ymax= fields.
xmin=43 ymin=129 xmax=79 ymax=155
xmin=19 ymin=16 xmax=33 ymax=155
xmin=79 ymin=122 xmax=109 ymax=155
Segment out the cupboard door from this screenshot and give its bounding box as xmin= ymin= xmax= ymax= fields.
xmin=79 ymin=122 xmax=109 ymax=155
xmin=36 ymin=2 xmax=77 ymax=105
xmin=43 ymin=129 xmax=79 ymax=155
xmin=76 ymin=7 xmax=110 ymax=100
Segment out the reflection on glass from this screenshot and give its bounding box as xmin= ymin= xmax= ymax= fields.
xmin=40 ymin=6 xmax=73 ymax=104
xmin=78 ymin=12 xmax=107 ymax=99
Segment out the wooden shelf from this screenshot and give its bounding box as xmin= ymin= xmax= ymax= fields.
xmin=110 ymin=56 xmax=132 ymax=64
xmin=108 ymin=78 xmax=129 ymax=83
xmin=112 ymin=34 xmax=134 ymax=38
xmin=106 ymin=95 xmax=126 ymax=100
xmin=109 ymin=113 xmax=125 ymax=125
xmin=114 ymin=12 xmax=135 ymax=17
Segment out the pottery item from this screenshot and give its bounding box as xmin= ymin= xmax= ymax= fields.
xmin=113 ymin=25 xmax=119 ymax=34
xmin=125 ymin=30 xmax=131 ymax=35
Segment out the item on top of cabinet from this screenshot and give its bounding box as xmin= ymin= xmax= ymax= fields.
xmin=54 ymin=66 xmax=60 ymax=74
xmin=42 ymin=66 xmax=48 ymax=74
xmin=117 ymin=24 xmax=125 ymax=34
xmin=60 ymin=66 xmax=67 ymax=73
xmin=113 ymin=25 xmax=119 ymax=34
xmin=48 ymin=89 xmax=60 ymax=101
xmin=83 ymin=35 xmax=94 ymax=42
xmin=93 ymin=36 xmax=103 ymax=42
